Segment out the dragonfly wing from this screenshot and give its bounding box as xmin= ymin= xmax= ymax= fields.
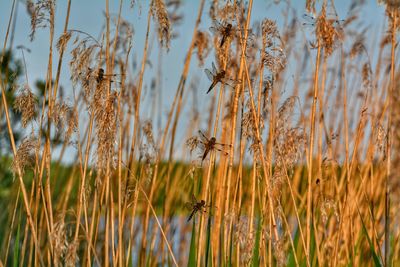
xmin=104 ymin=73 xmax=125 ymax=77
xmin=243 ymin=31 xmax=256 ymax=47
xmin=302 ymin=14 xmax=317 ymax=29
xmin=215 ymin=142 xmax=231 ymax=148
xmin=302 ymin=14 xmax=316 ymax=23
xmin=209 ymin=25 xmax=220 ymax=35
xmin=221 ymin=77 xmax=238 ymax=88
xmin=214 ymin=147 xmax=229 ymax=156
xmin=82 ymin=71 xmax=98 ymax=88
xmin=103 ymin=73 xmax=117 ymax=78
xmin=205 ymin=69 xmax=214 ymax=81
xmin=212 ymin=62 xmax=217 ymax=74
xmin=191 ymin=194 xmax=198 ymax=204
xmin=210 ymin=20 xmax=224 ymax=33
xmin=198 ymin=130 xmax=208 ymax=141
xmin=185 ymin=202 xmax=194 ymax=211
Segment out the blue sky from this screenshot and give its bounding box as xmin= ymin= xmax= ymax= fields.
xmin=0 ymin=0 xmax=388 ymax=162
xmin=0 ymin=1 xmax=386 ymax=101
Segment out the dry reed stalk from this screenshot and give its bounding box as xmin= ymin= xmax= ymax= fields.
xmin=121 ymin=165 xmax=179 ymax=266
xmin=223 ymin=3 xmax=254 ymax=264
xmin=311 ymin=42 xmax=329 ymax=266
xmin=274 ymin=138 xmax=309 ymax=264
xmin=248 ymin=51 xmax=265 ymax=234
xmin=306 ymin=40 xmax=321 ymax=265
xmin=317 ymin=57 xmax=327 ymax=177
xmin=196 ymin=149 xmax=216 ymax=265
xmin=280 ymin=199 xmax=299 ymax=266
xmin=139 ymin=0 xmax=204 ymax=264
xmin=102 ymin=2 xmax=111 ymax=265
xmin=215 ymin=113 xmax=231 ymax=264
xmin=164 ymin=0 xmax=204 ymax=198
xmin=125 ymin=0 xmax=150 ymax=176
xmin=2 ymin=187 xmax=20 ymax=264
xmin=72 ymin=107 xmax=95 ymax=266
xmin=335 ymin=61 xmax=376 ymax=265
xmin=132 ymin=3 xmax=158 ymax=265
xmin=116 ymin=38 xmax=131 ymax=267
xmin=32 ymin=141 xmax=52 ymax=256
xmin=239 ymin=14 xmax=296 ymax=265
xmin=242 ymin=53 xmax=280 ymax=246
xmin=0 ymin=0 xmax=43 ymax=264
xmin=197 ymin=41 xmax=230 ymax=266
xmin=1 ymin=0 xmax=397 ymax=265
xmin=140 ymin=183 xmax=178 ymax=266
xmin=104 ymin=1 xmax=126 ymax=265
xmin=42 ymin=1 xmax=56 ymax=250
xmin=19 ymin=170 xmax=37 ymax=267
xmin=385 ymin=6 xmax=397 ymax=266
xmin=334 ymin=51 xmax=385 ymax=264
xmin=265 ymin=65 xmax=276 ymax=267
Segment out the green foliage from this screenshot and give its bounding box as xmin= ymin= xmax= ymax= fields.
xmin=205 ymin=195 xmax=213 ymax=267
xmin=287 ymin=225 xmax=300 ymax=267
xmin=310 ymin=220 xmax=316 ymax=266
xmin=251 ymin=218 xmax=262 ymax=267
xmin=188 ymin=219 xmax=197 ymax=267
xmin=0 ymin=50 xmax=23 ymax=153
xmin=12 ymin=208 xmax=21 ymax=267
xmin=358 ymin=208 xmax=382 ymax=267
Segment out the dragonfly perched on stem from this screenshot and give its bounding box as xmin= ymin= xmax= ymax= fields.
xmin=302 ymin=13 xmax=345 ymax=28
xmin=210 ymin=20 xmax=255 ymax=48
xmin=301 ymin=13 xmax=354 ymax=40
xmin=80 ymin=67 xmax=124 ymax=88
xmin=185 ymin=194 xmax=209 ymax=222
xmin=210 ymin=20 xmax=235 ymax=47
xmin=204 ymin=62 xmax=238 ymax=94
xmin=198 ymin=130 xmax=230 ymax=163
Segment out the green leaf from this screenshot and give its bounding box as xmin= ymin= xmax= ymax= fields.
xmin=188 ymin=219 xmax=197 ymax=267
xmin=287 ymin=225 xmax=300 ymax=267
xmin=357 ymin=208 xmax=382 ymax=267
xmin=251 ymin=218 xmax=262 ymax=267
xmin=228 ymin=223 xmax=234 ymax=267
xmin=310 ymin=219 xmax=316 ymax=266
xmin=13 ymin=208 xmax=21 ymax=267
xmin=219 ymin=222 xmax=224 ymax=267
xmin=205 ymin=195 xmax=213 ymax=267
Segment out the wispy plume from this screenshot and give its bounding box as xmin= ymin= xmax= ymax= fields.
xmin=29 ymin=0 xmax=55 ymax=41
xmin=13 ymin=84 xmax=37 ymax=128
xmin=11 ymin=137 xmax=37 ymax=177
xmin=151 ymin=0 xmax=171 ymax=50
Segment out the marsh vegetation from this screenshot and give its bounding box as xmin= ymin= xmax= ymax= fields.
xmin=0 ymin=0 xmax=399 ymax=266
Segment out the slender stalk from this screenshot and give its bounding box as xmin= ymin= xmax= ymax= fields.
xmin=307 ymin=42 xmax=321 ymax=263
xmin=385 ymin=8 xmax=396 ymax=266
xmin=0 ymin=0 xmax=43 ymax=264
xmin=224 ymin=3 xmax=254 ymax=261
xmin=133 ymin=3 xmax=152 ymax=265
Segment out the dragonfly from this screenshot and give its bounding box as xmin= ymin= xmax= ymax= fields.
xmin=302 ymin=13 xmax=345 ymax=28
xmin=198 ymin=130 xmax=230 ymax=163
xmin=185 ymin=194 xmax=208 ymax=222
xmin=301 ymin=13 xmax=356 ymax=34
xmin=81 ymin=67 xmax=123 ymax=88
xmin=301 ymin=13 xmax=349 ymax=50
xmin=204 ymin=62 xmax=238 ymax=94
xmin=210 ymin=20 xmax=255 ymax=48
xmin=210 ymin=20 xmax=235 ymax=47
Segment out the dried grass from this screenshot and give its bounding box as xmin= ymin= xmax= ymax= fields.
xmin=1 ymin=0 xmax=399 ymax=266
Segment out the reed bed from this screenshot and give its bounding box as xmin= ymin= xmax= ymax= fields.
xmin=0 ymin=0 xmax=399 ymax=266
